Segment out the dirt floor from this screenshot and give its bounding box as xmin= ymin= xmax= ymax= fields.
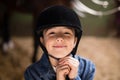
xmin=0 ymin=36 xmax=120 ymax=80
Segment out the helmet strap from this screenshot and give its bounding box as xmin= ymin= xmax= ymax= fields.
xmin=48 ymin=53 xmax=72 ymax=61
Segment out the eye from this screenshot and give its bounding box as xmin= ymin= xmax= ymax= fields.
xmin=48 ymin=32 xmax=56 ymax=36
xmin=49 ymin=32 xmax=55 ymax=34
xmin=64 ymin=32 xmax=69 ymax=34
xmin=64 ymin=32 xmax=71 ymax=35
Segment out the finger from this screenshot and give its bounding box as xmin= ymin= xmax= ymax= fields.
xmin=56 ymin=64 xmax=71 ymax=72
xmin=58 ymin=56 xmax=72 ymax=64
xmin=59 ymin=66 xmax=70 ymax=76
xmin=59 ymin=57 xmax=79 ymax=66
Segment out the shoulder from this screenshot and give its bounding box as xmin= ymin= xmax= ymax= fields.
xmin=74 ymin=55 xmax=96 ymax=79
xmin=24 ymin=54 xmax=50 ymax=76
xmin=24 ymin=60 xmax=49 ymax=80
xmin=74 ymin=55 xmax=95 ymax=67
xmin=24 ymin=61 xmax=43 ymax=77
xmin=25 ymin=61 xmax=42 ymax=72
xmin=24 ymin=54 xmax=52 ymax=80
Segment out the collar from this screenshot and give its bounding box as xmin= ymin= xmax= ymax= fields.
xmin=36 ymin=53 xmax=56 ymax=76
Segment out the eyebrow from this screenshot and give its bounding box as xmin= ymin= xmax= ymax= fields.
xmin=44 ymin=27 xmax=75 ymax=32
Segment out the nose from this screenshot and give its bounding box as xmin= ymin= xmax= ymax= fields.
xmin=56 ymin=36 xmax=64 ymax=42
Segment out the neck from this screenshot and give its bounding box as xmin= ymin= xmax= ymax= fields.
xmin=49 ymin=56 xmax=58 ymax=67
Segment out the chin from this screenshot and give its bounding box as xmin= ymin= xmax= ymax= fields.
xmin=55 ymin=54 xmax=69 ymax=58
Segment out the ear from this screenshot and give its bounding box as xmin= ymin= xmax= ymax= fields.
xmin=40 ymin=37 xmax=44 ymax=45
xmin=74 ymin=37 xmax=77 ymax=47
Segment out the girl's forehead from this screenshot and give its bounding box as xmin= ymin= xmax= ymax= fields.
xmin=44 ymin=26 xmax=75 ymax=32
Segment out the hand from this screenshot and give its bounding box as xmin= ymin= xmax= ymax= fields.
xmin=58 ymin=56 xmax=79 ymax=79
xmin=56 ymin=63 xmax=70 ymax=80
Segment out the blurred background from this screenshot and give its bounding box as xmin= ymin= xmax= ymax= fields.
xmin=0 ymin=0 xmax=120 ymax=80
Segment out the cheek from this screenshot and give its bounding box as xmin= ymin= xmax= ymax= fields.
xmin=67 ymin=40 xmax=75 ymax=48
xmin=44 ymin=39 xmax=53 ymax=49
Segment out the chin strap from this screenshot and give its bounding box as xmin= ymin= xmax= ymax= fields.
xmin=48 ymin=53 xmax=72 ymax=61
xmin=48 ymin=54 xmax=60 ymax=61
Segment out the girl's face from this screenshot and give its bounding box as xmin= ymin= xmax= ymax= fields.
xmin=40 ymin=26 xmax=77 ymax=58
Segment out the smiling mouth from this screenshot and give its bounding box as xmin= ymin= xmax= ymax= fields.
xmin=53 ymin=46 xmax=66 ymax=48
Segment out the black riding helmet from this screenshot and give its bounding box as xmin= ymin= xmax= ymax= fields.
xmin=36 ymin=5 xmax=82 ymax=58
